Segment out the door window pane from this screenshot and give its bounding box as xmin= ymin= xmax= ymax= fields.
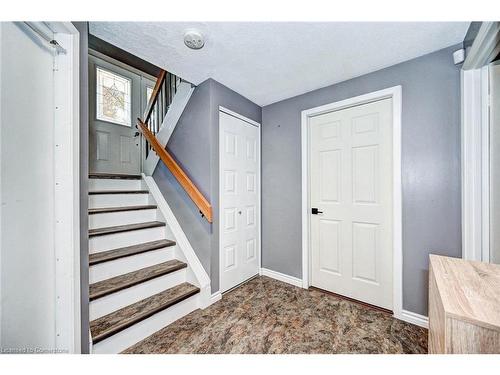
xmin=96 ymin=67 xmax=132 ymax=126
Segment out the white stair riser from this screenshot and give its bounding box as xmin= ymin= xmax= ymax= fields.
xmin=89 ymin=247 xmax=175 ymax=283
xmin=89 ymin=209 xmax=158 ymax=229
xmin=89 ymin=179 xmax=142 ymax=191
xmin=86 ymin=173 xmax=209 ymax=353
xmin=92 ymin=294 xmax=198 ymax=353
xmin=89 ymin=193 xmax=149 ymax=209
xmin=90 ymin=227 xmax=165 ymax=253
xmin=90 ymin=268 xmax=187 ymax=320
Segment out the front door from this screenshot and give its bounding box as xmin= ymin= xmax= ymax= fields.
xmin=89 ymin=55 xmax=153 ymax=175
xmin=219 ymin=110 xmax=260 ymax=292
xmin=309 ymin=98 xmax=393 ymax=310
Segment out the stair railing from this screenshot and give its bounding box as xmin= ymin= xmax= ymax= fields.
xmin=138 ymin=70 xmax=213 ymax=223
xmin=142 ymin=70 xmax=179 ymax=158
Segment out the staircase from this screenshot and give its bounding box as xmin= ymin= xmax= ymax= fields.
xmin=88 ymin=172 xmax=202 ymax=353
xmin=86 ymin=68 xmax=213 ymax=353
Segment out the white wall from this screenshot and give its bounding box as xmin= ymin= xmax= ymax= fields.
xmin=0 ymin=22 xmax=65 ymax=353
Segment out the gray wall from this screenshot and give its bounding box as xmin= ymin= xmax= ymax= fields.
xmin=72 ymin=21 xmax=89 ymax=354
xmin=261 ymin=44 xmax=462 ymax=316
xmin=153 ymin=79 xmax=212 ymax=279
xmin=153 ymin=78 xmax=261 ymax=292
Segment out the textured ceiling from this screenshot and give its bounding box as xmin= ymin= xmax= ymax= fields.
xmin=89 ymin=22 xmax=470 ymax=106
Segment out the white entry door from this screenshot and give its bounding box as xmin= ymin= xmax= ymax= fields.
xmin=309 ymin=98 xmax=393 ymax=310
xmin=89 ymin=54 xmax=155 ymax=175
xmin=219 ymin=110 xmax=260 ymax=293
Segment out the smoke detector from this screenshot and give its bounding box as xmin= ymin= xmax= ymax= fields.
xmin=184 ymin=30 xmax=205 ymax=50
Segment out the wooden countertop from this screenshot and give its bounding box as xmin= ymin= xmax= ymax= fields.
xmin=429 ymin=255 xmax=500 ymax=331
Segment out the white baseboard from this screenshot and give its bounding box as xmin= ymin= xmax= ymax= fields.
xmin=397 ymin=309 xmax=429 ymax=329
xmin=198 ymin=288 xmax=221 ymax=309
xmin=142 ymin=175 xmax=210 ymax=291
xmin=260 ymin=268 xmax=303 ymax=288
xmin=210 ymin=291 xmax=222 ymax=305
xmin=261 ymin=267 xmax=428 ymax=329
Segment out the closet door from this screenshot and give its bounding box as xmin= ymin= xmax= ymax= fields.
xmin=219 ymin=110 xmax=260 ymax=292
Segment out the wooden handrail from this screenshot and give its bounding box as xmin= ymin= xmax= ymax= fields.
xmin=137 ymin=119 xmax=213 ymax=223
xmin=143 ymin=70 xmax=166 ymax=123
xmin=139 ymin=69 xmax=211 ymax=222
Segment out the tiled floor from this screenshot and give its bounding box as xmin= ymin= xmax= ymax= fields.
xmin=124 ymin=276 xmax=428 ymax=354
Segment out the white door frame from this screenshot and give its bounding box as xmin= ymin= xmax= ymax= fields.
xmin=52 ymin=22 xmax=81 ymax=353
xmin=461 ymin=67 xmax=490 ymax=262
xmin=218 ymin=106 xmax=262 ymax=293
xmin=301 ymin=86 xmax=403 ymax=318
xmin=461 ymin=22 xmax=500 ymax=263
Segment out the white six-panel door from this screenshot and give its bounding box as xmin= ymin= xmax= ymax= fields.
xmin=309 ymin=98 xmax=393 ymax=310
xmin=219 ymin=110 xmax=260 ymax=293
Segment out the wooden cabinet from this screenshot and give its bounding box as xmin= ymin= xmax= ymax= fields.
xmin=428 ymin=255 xmax=500 ymax=353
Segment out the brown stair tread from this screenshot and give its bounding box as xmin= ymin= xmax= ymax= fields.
xmin=89 ymin=240 xmax=176 ymax=266
xmin=89 ymin=173 xmax=142 ymax=180
xmin=91 ymin=282 xmax=199 ymax=344
xmin=89 ymin=190 xmax=149 ymax=195
xmin=89 ymin=260 xmax=187 ymax=301
xmin=89 ymin=221 xmax=165 ymax=237
xmin=89 ymin=205 xmax=157 ymax=214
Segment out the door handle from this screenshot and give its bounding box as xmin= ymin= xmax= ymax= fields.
xmin=311 ymin=208 xmax=323 ymax=215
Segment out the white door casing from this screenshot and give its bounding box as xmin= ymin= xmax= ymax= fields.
xmin=309 ymin=98 xmax=393 ymax=310
xmin=489 ymin=61 xmax=500 ymax=264
xmin=219 ymin=108 xmax=261 ymax=293
xmin=461 ymin=22 xmax=500 ymax=265
xmin=302 ymin=86 xmax=403 ymax=317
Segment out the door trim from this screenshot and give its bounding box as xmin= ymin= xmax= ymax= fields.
xmin=461 ymin=66 xmax=491 ymax=262
xmin=218 ymin=106 xmax=262 ymax=293
xmin=53 ymin=22 xmax=81 ymax=353
xmin=462 ymin=22 xmax=500 ymax=71
xmin=219 ymin=106 xmax=261 ymax=127
xmin=300 ymin=86 xmax=403 ymax=318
